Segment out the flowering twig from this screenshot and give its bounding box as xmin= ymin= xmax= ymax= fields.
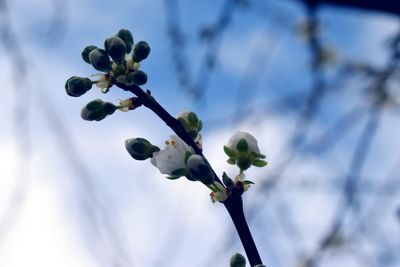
xmin=65 ymin=29 xmax=267 ymax=267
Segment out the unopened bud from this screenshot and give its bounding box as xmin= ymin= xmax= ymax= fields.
xmin=81 ymin=45 xmax=97 ymax=64
xmin=104 ymin=36 xmax=126 ymax=63
xmin=88 ymin=48 xmax=112 ymax=72
xmin=187 ymin=155 xmax=215 ymax=185
xmin=132 ymin=41 xmax=150 ymax=62
xmin=116 ymin=29 xmax=134 ymax=54
xmin=230 ymin=253 xmax=246 ymax=267
xmin=81 ymin=99 xmax=116 ymax=121
xmin=65 ymin=76 xmax=92 ymax=97
xmin=125 ymin=138 xmax=160 ymax=160
xmin=127 ymin=70 xmax=147 ymax=85
xmin=176 ymin=111 xmax=202 ymax=140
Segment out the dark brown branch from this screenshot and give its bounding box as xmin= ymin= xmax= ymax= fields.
xmin=291 ymin=0 xmax=400 ymax=17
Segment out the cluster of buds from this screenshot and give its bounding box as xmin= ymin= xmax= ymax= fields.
xmin=64 ymin=29 xmax=150 ymax=121
xmin=81 ymin=29 xmax=150 ymax=89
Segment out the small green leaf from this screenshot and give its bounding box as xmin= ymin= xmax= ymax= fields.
xmin=252 ymin=159 xmax=268 ymax=167
xmin=222 ymin=172 xmax=234 ymax=187
xmin=224 ymin=146 xmax=237 ymax=158
xmin=243 ymin=180 xmax=255 ymax=185
xmin=227 ymin=158 xmax=236 ymax=165
xmin=236 ymin=138 xmax=248 ymax=152
xmin=251 ymin=152 xmax=266 ymax=159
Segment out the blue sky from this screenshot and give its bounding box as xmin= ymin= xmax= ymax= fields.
xmin=0 ymin=0 xmax=399 ymax=267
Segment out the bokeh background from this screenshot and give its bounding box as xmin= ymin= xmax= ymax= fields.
xmin=0 ymin=0 xmax=399 ymax=266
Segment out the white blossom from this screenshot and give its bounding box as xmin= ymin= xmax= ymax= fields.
xmin=227 ymin=131 xmax=260 ymax=154
xmin=151 ymin=135 xmax=194 ymax=176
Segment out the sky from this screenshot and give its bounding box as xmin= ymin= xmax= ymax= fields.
xmin=0 ymin=0 xmax=399 ymax=267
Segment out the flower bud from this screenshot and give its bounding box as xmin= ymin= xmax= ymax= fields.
xmin=132 ymin=41 xmax=150 ymax=62
xmin=176 ymin=111 xmax=202 ymax=140
xmin=187 ymin=155 xmax=215 ymax=185
xmin=227 ymin=132 xmax=260 ymax=154
xmin=65 ymin=76 xmax=92 ymax=97
xmin=81 ymin=99 xmax=116 ymax=121
xmin=88 ymin=48 xmax=112 ymax=72
xmin=86 ymin=99 xmax=104 ymax=110
xmin=102 ymin=102 xmax=117 ymax=115
xmin=224 ymin=131 xmax=267 ymax=172
xmin=125 ymin=138 xmax=160 ymax=161
xmin=104 ymin=36 xmax=126 ymax=63
xmin=81 ymin=45 xmax=97 ymax=64
xmin=127 ymin=70 xmax=147 ymax=85
xmin=230 ymin=253 xmax=246 ymax=267
xmin=116 ymin=29 xmax=134 ymax=54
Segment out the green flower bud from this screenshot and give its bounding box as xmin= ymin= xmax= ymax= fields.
xmin=81 ymin=99 xmax=116 ymax=121
xmin=116 ymin=29 xmax=133 ymax=54
xmin=88 ymin=48 xmax=112 ymax=72
xmin=176 ymin=111 xmax=202 ymax=140
xmin=187 ymin=155 xmax=215 ymax=185
xmin=65 ymin=76 xmax=92 ymax=97
xmin=81 ymin=108 xmax=107 ymax=121
xmin=104 ymin=36 xmax=126 ymax=63
xmin=125 ymin=138 xmax=160 ymax=160
xmin=127 ymin=70 xmax=147 ymax=85
xmin=86 ymin=99 xmax=104 ymax=110
xmin=102 ymin=102 xmax=117 ymax=115
xmin=230 ymin=253 xmax=246 ymax=267
xmin=81 ymin=45 xmax=97 ymax=64
xmin=132 ymin=41 xmax=150 ymax=62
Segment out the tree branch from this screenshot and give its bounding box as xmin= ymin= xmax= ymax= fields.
xmin=290 ymin=0 xmax=400 ymax=16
